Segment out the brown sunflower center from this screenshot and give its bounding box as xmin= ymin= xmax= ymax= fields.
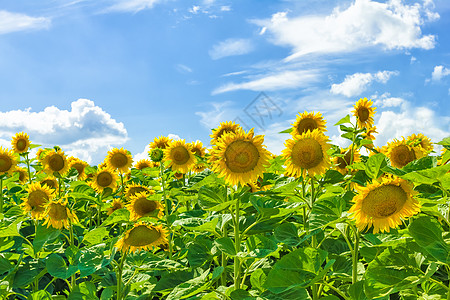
xmin=127 ymin=186 xmax=149 ymax=198
xmin=28 ymin=190 xmax=49 ymax=209
xmin=48 ymin=154 xmax=65 ymax=172
xmin=137 ymin=162 xmax=151 ymax=170
xmin=97 ymin=171 xmax=113 ymax=187
xmin=41 ymin=179 xmax=56 ymax=189
xmin=391 ymin=145 xmax=416 ymax=168
xmin=17 ymin=139 xmax=27 ymax=151
xmin=111 ymin=153 xmax=128 ymax=169
xmin=216 ymin=128 xmax=234 ymax=141
xmin=0 ymin=155 xmax=12 ymax=172
xmin=111 ymin=201 xmax=123 ymax=211
xmin=125 ymin=225 xmax=162 ymax=247
xmin=193 ymin=148 xmax=202 ymax=156
xmin=48 ymin=203 xmax=68 ymax=221
xmin=297 ymin=118 xmax=318 ymax=135
xmin=133 ymin=197 xmax=157 ymax=217
xmin=361 ymin=184 xmax=407 ymax=218
xmin=224 ymin=140 xmax=260 ymax=173
xmin=18 ymin=171 xmax=26 ymax=182
xmin=337 ymin=151 xmax=352 ymax=169
xmin=72 ymin=163 xmax=85 ymax=176
xmin=357 ymin=107 xmax=370 ymax=122
xmin=171 ymin=146 xmax=190 ymax=165
xmin=291 ymin=138 xmax=323 ymax=169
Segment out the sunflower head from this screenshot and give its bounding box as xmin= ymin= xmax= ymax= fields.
xmin=192 ymin=162 xmax=207 ymax=173
xmin=282 ymin=129 xmax=331 ymax=178
xmin=42 ymin=197 xmax=79 ymax=229
xmin=210 ymin=121 xmax=242 ymax=145
xmin=333 ymin=147 xmax=361 ymax=175
xmin=190 ymin=140 xmax=206 ymax=157
xmin=42 ymin=149 xmax=69 ymax=175
xmin=0 ymin=147 xmax=18 ymax=176
xmin=108 ymin=199 xmax=124 ymax=215
xmin=40 ymin=176 xmax=59 ymax=192
xmin=15 ymin=167 xmax=29 ymax=184
xmin=291 ymin=111 xmax=327 ymax=136
xmin=36 ymin=148 xmax=49 ymax=163
xmin=115 ymin=222 xmax=168 ymax=253
xmin=125 ymin=183 xmax=152 ymax=200
xmin=106 ymin=148 xmax=133 ymax=173
xmin=349 ymin=176 xmax=420 ymax=233
xmin=11 ymin=132 xmax=31 ymax=154
xmin=164 ymin=139 xmax=196 ymax=174
xmin=68 ymin=157 xmax=89 ymax=180
xmin=352 ymin=97 xmax=376 ymax=129
xmin=127 ymin=191 xmax=164 ymax=221
xmin=209 ymin=128 xmax=271 ymax=186
xmin=20 ymin=182 xmax=54 ymax=220
xmin=407 ymin=133 xmax=433 ymax=154
xmin=385 ymin=138 xmax=421 ymax=168
xmin=174 ymin=172 xmax=184 ymax=180
xmin=149 ymin=136 xmax=172 ymax=150
xmin=90 ymin=168 xmax=118 ymax=193
xmin=134 ymin=159 xmax=154 ymax=170
xmin=149 ymin=148 xmax=164 ymax=162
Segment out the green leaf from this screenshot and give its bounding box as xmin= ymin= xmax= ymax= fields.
xmin=68 ymin=282 xmax=99 ymax=300
xmin=28 ymin=290 xmax=52 ymax=300
xmin=166 ymin=270 xmax=209 ymax=300
xmin=403 ymin=156 xmax=437 ymax=172
xmin=402 ymin=164 xmax=450 ymax=185
xmin=46 ymin=253 xmax=78 ymax=279
xmin=365 ymin=153 xmax=387 ymax=179
xmin=214 ymin=237 xmax=236 ymax=256
xmin=187 ymin=239 xmax=213 ymax=267
xmin=348 ymin=281 xmax=368 ymax=300
xmin=198 ymin=185 xmax=232 ymax=211
xmin=230 ymin=289 xmax=253 ymax=300
xmin=250 ymin=269 xmax=266 ymax=292
xmin=100 ymin=287 xmax=114 ymax=300
xmin=102 ymin=208 xmax=130 ymax=226
xmin=33 ymin=224 xmax=60 ymax=254
xmin=274 ymin=223 xmax=300 ymax=247
xmin=211 ymin=266 xmax=224 ymax=282
xmin=0 ymin=218 xmax=23 ymax=238
xmin=260 ymin=288 xmax=311 ymax=299
xmin=279 ymin=128 xmax=293 ymax=134
xmin=78 ymin=246 xmax=105 ymax=278
xmin=334 ymin=114 xmax=351 ymax=126
xmin=437 ymin=137 xmax=450 ymax=147
xmin=82 ymin=227 xmax=109 ymax=245
xmin=309 ymin=197 xmax=346 ymax=230
xmin=408 ymin=216 xmax=450 ymax=263
xmin=0 ymin=256 xmax=14 ymax=277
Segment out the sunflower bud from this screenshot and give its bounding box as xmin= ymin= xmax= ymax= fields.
xmin=149 ymin=148 xmax=164 ymax=162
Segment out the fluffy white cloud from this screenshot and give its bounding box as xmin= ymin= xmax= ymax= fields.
xmin=0 ymin=10 xmax=50 ymax=34
xmin=253 ymin=0 xmax=437 ymax=60
xmin=105 ymin=0 xmax=163 ymax=13
xmin=331 ymin=70 xmax=399 ymax=97
xmin=209 ymin=38 xmax=254 ymax=60
xmin=195 ymin=101 xmax=237 ymax=129
xmin=0 ymin=99 xmax=128 ymax=164
xmin=431 ymin=65 xmax=450 ymax=82
xmin=212 ymin=69 xmax=321 ymax=94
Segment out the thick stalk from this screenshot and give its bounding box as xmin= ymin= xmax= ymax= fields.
xmin=233 ymin=197 xmax=241 ymax=290
xmin=160 ymin=162 xmax=173 ymax=259
xmin=69 ymin=221 xmax=76 ymax=289
xmin=0 ymin=177 xmax=3 ymax=214
xmin=221 ymin=218 xmax=228 ymax=286
xmin=116 ymin=251 xmax=127 ymax=300
xmin=26 ymin=153 xmax=32 ymax=183
xmin=310 ymin=177 xmax=318 ymax=300
xmin=351 ymin=226 xmax=360 ymax=284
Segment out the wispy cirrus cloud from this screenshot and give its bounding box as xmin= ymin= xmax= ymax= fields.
xmin=209 ymin=38 xmax=254 ymax=60
xmin=330 ymin=70 xmax=399 ymax=97
xmin=0 ymin=10 xmax=51 ymax=34
xmin=104 ymin=0 xmax=163 ymax=13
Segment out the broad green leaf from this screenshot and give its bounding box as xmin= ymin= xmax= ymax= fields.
xmin=402 ymin=164 xmax=450 ymax=185
xmin=437 ymin=137 xmax=450 ymax=147
xmin=0 ymin=256 xmax=13 ymax=277
xmin=33 ymin=224 xmax=60 ymax=254
xmin=278 ymin=128 xmax=293 ymax=134
xmin=214 ymin=237 xmax=236 ymax=256
xmin=46 ymin=253 xmax=78 ymax=279
xmin=334 ymin=114 xmax=351 ymax=126
xmin=100 ymin=287 xmax=114 ymax=300
xmin=274 ymin=223 xmax=300 ymax=247
xmin=28 ymin=290 xmax=52 ymax=300
xmin=198 ymin=185 xmax=230 ymax=211
xmin=82 ymin=227 xmax=109 ymax=245
xmin=13 ymin=264 xmax=42 ymax=288
xmin=166 ymin=270 xmax=209 ymax=300
xmin=250 ymin=269 xmax=266 ymax=292
xmin=408 ymin=216 xmax=449 ymax=263
xmin=230 ymin=289 xmax=253 ymax=300
xmin=246 ymin=234 xmax=278 ymax=258
xmin=261 ymin=288 xmax=311 ymax=299
xmin=365 ymin=153 xmax=387 ymax=179
xmin=309 ymin=197 xmax=346 ymax=230
xmin=0 ymin=218 xmax=23 ymax=238
xmin=403 ymin=156 xmax=437 ymax=172
xmin=102 ymin=208 xmax=130 ymax=226
xmin=348 ymin=281 xmax=368 ymax=300
xmin=187 ymin=239 xmax=213 ymax=267
xmin=211 ymin=266 xmax=224 ymax=282
xmin=78 ymin=247 xmax=104 ymax=278
xmin=68 ymin=282 xmax=98 ymax=300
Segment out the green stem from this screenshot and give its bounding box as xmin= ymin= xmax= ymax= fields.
xmin=58 ymin=176 xmax=62 ymax=198
xmin=0 ymin=177 xmax=3 ymax=214
xmin=320 ymin=280 xmax=351 ymax=300
xmin=221 ymin=218 xmax=228 ymax=286
xmin=160 ymin=162 xmax=173 ymax=259
xmin=233 ymin=196 xmax=241 ymax=290
xmin=310 ymin=177 xmax=319 ymax=300
xmin=351 ymin=225 xmax=360 ymax=284
xmin=69 ymin=221 xmax=76 ymax=290
xmin=116 ymin=251 xmax=127 ymax=300
xmin=26 ymin=153 xmax=32 ymax=183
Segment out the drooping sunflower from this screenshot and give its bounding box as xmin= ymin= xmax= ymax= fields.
xmin=384 ymin=138 xmax=424 ymax=168
xmin=352 ymin=97 xmax=376 ymax=129
xmin=0 ymin=147 xmax=18 ymax=176
xmin=115 ymin=222 xmax=168 ymax=253
xmin=333 ymin=147 xmax=361 ymax=175
xmin=407 ymin=133 xmax=433 ymax=154
xmin=164 ymin=139 xmax=196 ymax=174
xmin=107 ymin=199 xmax=124 ymax=215
xmin=68 ymin=157 xmax=89 ymax=181
xmin=127 ymin=191 xmax=164 ymax=221
xmin=190 ymin=140 xmax=207 ymax=157
xmin=210 ymin=121 xmax=242 ymax=145
xmin=42 ymin=149 xmax=69 ymax=175
xmin=124 ymin=183 xmax=152 ymax=200
xmin=192 ymin=162 xmax=207 ymax=173
xmin=134 ymin=159 xmax=154 ymax=170
xmin=40 ymin=176 xmax=59 ymax=192
xmin=209 ymin=128 xmax=271 ymax=186
xmin=42 ymin=197 xmax=79 ymax=229
xmin=90 ymin=168 xmax=118 ymax=193
xmin=173 ymin=172 xmax=184 ymax=180
xmin=11 ymin=132 xmax=31 ymax=154
xmin=36 ymin=148 xmax=49 ymax=163
xmin=349 ymin=176 xmax=420 ymax=233
xmin=15 ymin=167 xmax=29 ymax=184
xmin=105 ymin=148 xmax=133 ymax=173
xmin=20 ymin=182 xmax=54 ymax=220
xmin=291 ymin=111 xmax=327 ymax=136
xmin=149 ymin=136 xmax=172 ymax=150
xmin=282 ymin=129 xmax=331 ymax=178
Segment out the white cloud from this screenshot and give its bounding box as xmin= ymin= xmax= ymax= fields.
xmin=0 ymin=99 xmax=127 ymax=164
xmin=213 ymin=69 xmax=321 ymax=94
xmin=221 ymin=6 xmax=231 ymax=12
xmin=0 ymin=10 xmax=51 ymax=34
xmin=209 ymin=38 xmax=254 ymax=60
xmin=105 ymin=0 xmax=163 ymax=13
xmin=189 ymin=5 xmax=200 ymax=14
xmin=175 ymin=64 xmax=193 ymax=73
xmin=253 ymin=0 xmax=437 ymax=60
xmin=330 ymin=70 xmax=399 ymax=97
xmin=195 ymin=101 xmax=237 ymax=129
xmin=431 ymin=65 xmax=450 ymax=82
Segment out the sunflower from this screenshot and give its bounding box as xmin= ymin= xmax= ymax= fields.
xmin=105 ymin=148 xmax=133 ymax=173
xmin=68 ymin=157 xmax=89 ymax=181
xmin=127 ymin=191 xmax=164 ymax=221
xmin=108 ymin=199 xmax=124 ymax=215
xmin=11 ymin=132 xmax=31 ymax=154
xmin=0 ymin=147 xmax=18 ymax=176
xmin=282 ymin=129 xmax=331 ymax=178
xmin=352 ymin=97 xmax=376 ymax=129
xmin=15 ymin=167 xmax=29 ymax=184
xmin=149 ymin=148 xmax=164 ymax=162
xmin=149 ymin=136 xmax=172 ymax=150
xmin=42 ymin=149 xmax=69 ymax=175
xmin=190 ymin=140 xmax=206 ymax=157
xmin=407 ymin=133 xmax=433 ymax=154
xmin=164 ymin=139 xmax=196 ymax=174
xmin=42 ymin=197 xmax=79 ymax=230
xmin=210 ymin=121 xmax=242 ymax=145
xmin=291 ymin=111 xmax=327 ymax=136
xmin=134 ymin=159 xmax=154 ymax=170
xmin=174 ymin=172 xmax=184 ymax=180
xmin=349 ymin=176 xmax=420 ymax=233
xmin=125 ymin=183 xmax=152 ymax=200
xmin=384 ymin=138 xmax=424 ymax=168
xmin=192 ymin=162 xmax=207 ymax=173
xmin=115 ymin=222 xmax=168 ymax=253
xmin=209 ymin=128 xmax=271 ymax=186
xmin=90 ymin=168 xmax=118 ymax=193
xmin=40 ymin=176 xmax=59 ymax=192
xmin=20 ymin=182 xmax=54 ymax=220
xmin=333 ymin=147 xmax=361 ymax=175
xmin=35 ymin=148 xmax=49 ymax=164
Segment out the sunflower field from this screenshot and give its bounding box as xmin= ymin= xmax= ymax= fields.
xmin=0 ymin=98 xmax=449 ymax=300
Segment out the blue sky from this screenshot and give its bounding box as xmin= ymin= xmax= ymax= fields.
xmin=0 ymin=0 xmax=449 ymax=164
